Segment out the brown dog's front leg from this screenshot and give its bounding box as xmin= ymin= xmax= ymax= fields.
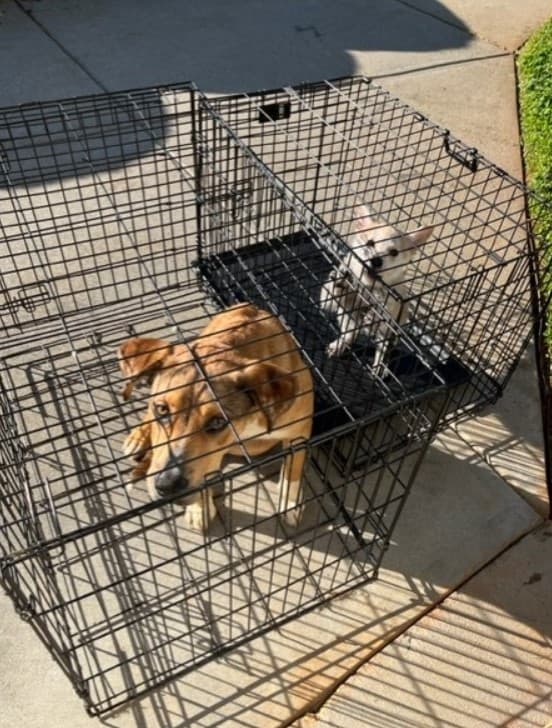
xmin=183 ymin=488 xmax=217 ymax=532
xmin=278 ymin=442 xmax=308 ymax=528
xmin=123 ymin=420 xmax=152 ymax=483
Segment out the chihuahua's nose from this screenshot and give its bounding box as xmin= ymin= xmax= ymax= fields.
xmin=155 ymin=460 xmax=188 ymax=497
xmin=370 ymin=256 xmax=383 ymax=269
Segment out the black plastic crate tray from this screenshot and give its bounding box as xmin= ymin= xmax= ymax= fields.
xmin=196 ymin=230 xmax=492 ymax=442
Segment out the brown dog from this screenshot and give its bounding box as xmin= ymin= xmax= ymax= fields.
xmin=118 ymin=303 xmax=314 ymax=531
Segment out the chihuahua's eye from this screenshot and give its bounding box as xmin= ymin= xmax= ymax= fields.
xmin=389 ymin=249 xmax=398 ymax=257
xmin=204 ymin=416 xmax=228 ymax=433
xmin=154 ymin=402 xmax=170 ymax=420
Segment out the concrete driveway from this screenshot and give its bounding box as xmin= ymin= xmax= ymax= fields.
xmin=0 ymin=1 xmax=550 ymax=726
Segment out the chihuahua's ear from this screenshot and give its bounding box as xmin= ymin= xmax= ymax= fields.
xmin=407 ymin=225 xmax=434 ymax=247
xmin=352 ymin=204 xmax=378 ymax=233
xmin=118 ymin=337 xmax=174 ymax=401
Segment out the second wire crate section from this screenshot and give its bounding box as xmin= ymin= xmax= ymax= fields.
xmin=196 ymin=76 xmax=543 ymax=432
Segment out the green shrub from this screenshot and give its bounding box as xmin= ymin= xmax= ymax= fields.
xmin=518 ymin=17 xmax=552 ymax=353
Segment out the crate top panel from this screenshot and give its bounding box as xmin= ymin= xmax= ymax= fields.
xmin=199 ymin=75 xmax=547 ymax=310
xmin=0 ymin=82 xmax=196 ymax=350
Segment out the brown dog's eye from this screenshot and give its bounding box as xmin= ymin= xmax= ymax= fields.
xmin=154 ymin=402 xmax=170 ymax=420
xmin=204 ymin=416 xmax=228 ymax=433
xmin=389 ymin=249 xmax=398 ymax=257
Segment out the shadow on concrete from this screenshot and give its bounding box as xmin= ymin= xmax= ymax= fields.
xmin=93 ymin=434 xmax=542 ymax=728
xmin=277 ymin=522 xmax=552 ymax=728
xmin=0 ymin=0 xmax=471 ymax=187
xmin=18 ymin=0 xmax=471 ymax=95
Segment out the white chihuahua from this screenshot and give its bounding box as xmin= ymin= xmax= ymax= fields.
xmin=320 ymin=205 xmax=433 ymax=373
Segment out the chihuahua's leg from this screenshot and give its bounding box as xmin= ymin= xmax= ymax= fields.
xmin=319 ymin=276 xmax=339 ymax=314
xmin=398 ymin=304 xmax=410 ymax=326
xmin=278 ymin=440 xmax=309 ymax=528
xmin=183 ymin=488 xmax=217 ymax=532
xmin=372 ymin=299 xmax=408 ymax=377
xmin=327 ymin=307 xmax=361 ymax=357
xmin=372 ymin=336 xmax=390 ymax=377
xmin=320 ymin=260 xmax=356 ymax=313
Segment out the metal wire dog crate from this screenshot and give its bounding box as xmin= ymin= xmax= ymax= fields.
xmin=198 ymin=75 xmax=548 ymax=430
xmin=0 ymin=82 xmax=446 ymax=715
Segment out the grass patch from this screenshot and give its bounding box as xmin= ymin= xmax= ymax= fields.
xmin=518 ymin=16 xmax=552 ymax=356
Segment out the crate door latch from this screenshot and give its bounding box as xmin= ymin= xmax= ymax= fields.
xmin=443 ymin=131 xmax=478 ymax=173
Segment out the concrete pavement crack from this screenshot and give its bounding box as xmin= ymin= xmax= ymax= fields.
xmin=370 ymin=50 xmax=511 ymax=81
xmin=13 ymin=0 xmax=107 ymax=93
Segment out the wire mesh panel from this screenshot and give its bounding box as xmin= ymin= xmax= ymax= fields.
xmin=195 ymin=95 xmax=449 ymax=466
xmin=0 ymin=82 xmax=444 ymax=715
xmin=0 ymin=82 xmax=199 ymax=348
xmin=198 ymin=76 xmax=548 ymax=428
xmin=1 ymin=364 xmax=433 ymax=714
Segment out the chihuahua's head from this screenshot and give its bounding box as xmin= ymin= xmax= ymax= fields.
xmin=119 ymin=337 xmax=296 ymax=500
xmin=351 ymin=205 xmax=433 ymax=286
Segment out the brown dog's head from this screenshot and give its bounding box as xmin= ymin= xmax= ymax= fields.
xmin=119 ymin=337 xmax=296 ymax=499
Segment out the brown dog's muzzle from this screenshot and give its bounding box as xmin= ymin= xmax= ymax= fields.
xmin=154 ymin=453 xmax=189 ymax=498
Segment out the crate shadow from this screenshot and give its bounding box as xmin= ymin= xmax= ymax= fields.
xmin=93 ymin=436 xmax=546 ymax=728
xmin=1 ymin=0 xmax=472 ymax=186
xmin=14 ymin=0 xmax=471 ymax=98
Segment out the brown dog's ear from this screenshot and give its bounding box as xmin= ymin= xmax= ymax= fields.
xmin=234 ymin=361 xmax=297 ymax=425
xmin=118 ymin=337 xmax=174 ymax=401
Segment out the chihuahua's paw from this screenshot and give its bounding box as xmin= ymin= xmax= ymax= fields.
xmin=371 ymin=361 xmax=387 ymax=379
xmin=123 ymin=427 xmax=149 ymax=461
xmin=184 ymin=494 xmax=217 ymax=532
xmin=326 ymin=339 xmax=347 ymax=357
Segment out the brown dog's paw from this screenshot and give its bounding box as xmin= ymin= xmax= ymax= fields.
xmin=131 ymin=458 xmax=150 ymax=482
xmin=184 ymin=493 xmax=217 ymax=532
xmin=282 ymin=502 xmax=304 ymax=529
xmin=123 ymin=427 xmax=150 ymax=461
xmin=121 ymin=380 xmax=134 ymax=401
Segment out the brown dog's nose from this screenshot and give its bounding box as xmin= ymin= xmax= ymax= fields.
xmin=155 ymin=459 xmax=188 ymax=497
